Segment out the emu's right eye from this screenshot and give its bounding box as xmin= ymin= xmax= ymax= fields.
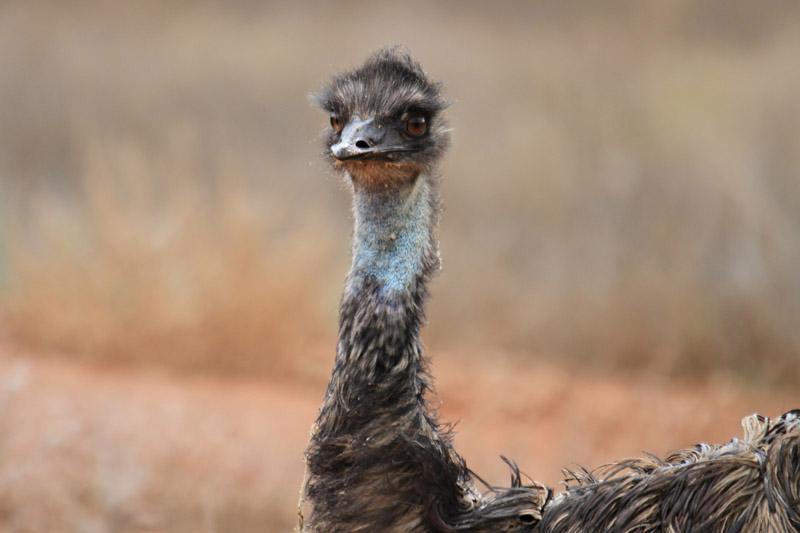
xmin=330 ymin=114 xmax=343 ymax=133
xmin=406 ymin=115 xmax=427 ymax=136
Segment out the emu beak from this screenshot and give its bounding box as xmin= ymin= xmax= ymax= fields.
xmin=331 ymin=117 xmax=384 ymax=160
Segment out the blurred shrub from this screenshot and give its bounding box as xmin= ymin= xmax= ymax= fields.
xmin=1 ymin=0 xmax=798 ymax=385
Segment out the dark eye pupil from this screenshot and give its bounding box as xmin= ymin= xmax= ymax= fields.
xmin=407 ymin=116 xmax=426 ymax=136
xmin=330 ymin=115 xmax=342 ymax=132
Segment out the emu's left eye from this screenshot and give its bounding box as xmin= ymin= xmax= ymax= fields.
xmin=406 ymin=115 xmax=427 ymax=136
xmin=330 ymin=114 xmax=343 ymax=133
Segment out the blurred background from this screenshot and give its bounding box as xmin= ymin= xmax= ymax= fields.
xmin=1 ymin=0 xmax=798 ymax=531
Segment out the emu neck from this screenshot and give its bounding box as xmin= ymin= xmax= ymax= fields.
xmin=332 ymin=175 xmax=439 ymax=425
xmin=304 ymin=174 xmax=467 ymax=532
xmin=347 ymin=176 xmax=437 ymax=301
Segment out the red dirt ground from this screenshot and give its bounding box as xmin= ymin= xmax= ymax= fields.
xmin=0 ymin=341 xmax=795 ymax=531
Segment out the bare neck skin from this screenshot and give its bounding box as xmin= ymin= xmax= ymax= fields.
xmin=347 ymin=176 xmax=436 ymax=300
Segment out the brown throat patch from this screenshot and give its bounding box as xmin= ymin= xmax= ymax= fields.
xmin=335 ymin=160 xmax=421 ymax=190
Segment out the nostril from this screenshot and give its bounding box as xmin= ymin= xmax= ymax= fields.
xmin=355 ymin=140 xmax=371 ymax=149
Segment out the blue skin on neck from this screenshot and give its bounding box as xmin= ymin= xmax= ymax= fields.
xmin=348 ymin=179 xmax=431 ymax=299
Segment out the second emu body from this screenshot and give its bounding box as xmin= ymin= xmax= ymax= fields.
xmin=301 ymin=48 xmax=800 ymax=532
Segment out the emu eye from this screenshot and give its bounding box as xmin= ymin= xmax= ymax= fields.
xmin=406 ymin=115 xmax=427 ymax=136
xmin=330 ymin=114 xmax=343 ymax=133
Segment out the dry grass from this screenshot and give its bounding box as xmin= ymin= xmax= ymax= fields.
xmin=1 ymin=132 xmax=334 ymax=376
xmin=2 ymin=1 xmax=800 ymax=384
xmin=2 ymin=1 xmax=799 ymax=385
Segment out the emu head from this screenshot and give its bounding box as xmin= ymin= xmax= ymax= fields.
xmin=313 ymin=46 xmax=450 ymax=188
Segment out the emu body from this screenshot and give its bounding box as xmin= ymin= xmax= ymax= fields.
xmin=301 ymin=47 xmax=800 ymax=533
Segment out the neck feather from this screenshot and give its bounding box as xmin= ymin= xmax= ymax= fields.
xmin=304 ymin=174 xmax=473 ymax=531
xmin=332 ymin=175 xmax=440 ymax=429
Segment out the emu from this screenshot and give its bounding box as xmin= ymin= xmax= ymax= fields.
xmin=299 ymin=47 xmax=800 ymax=532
